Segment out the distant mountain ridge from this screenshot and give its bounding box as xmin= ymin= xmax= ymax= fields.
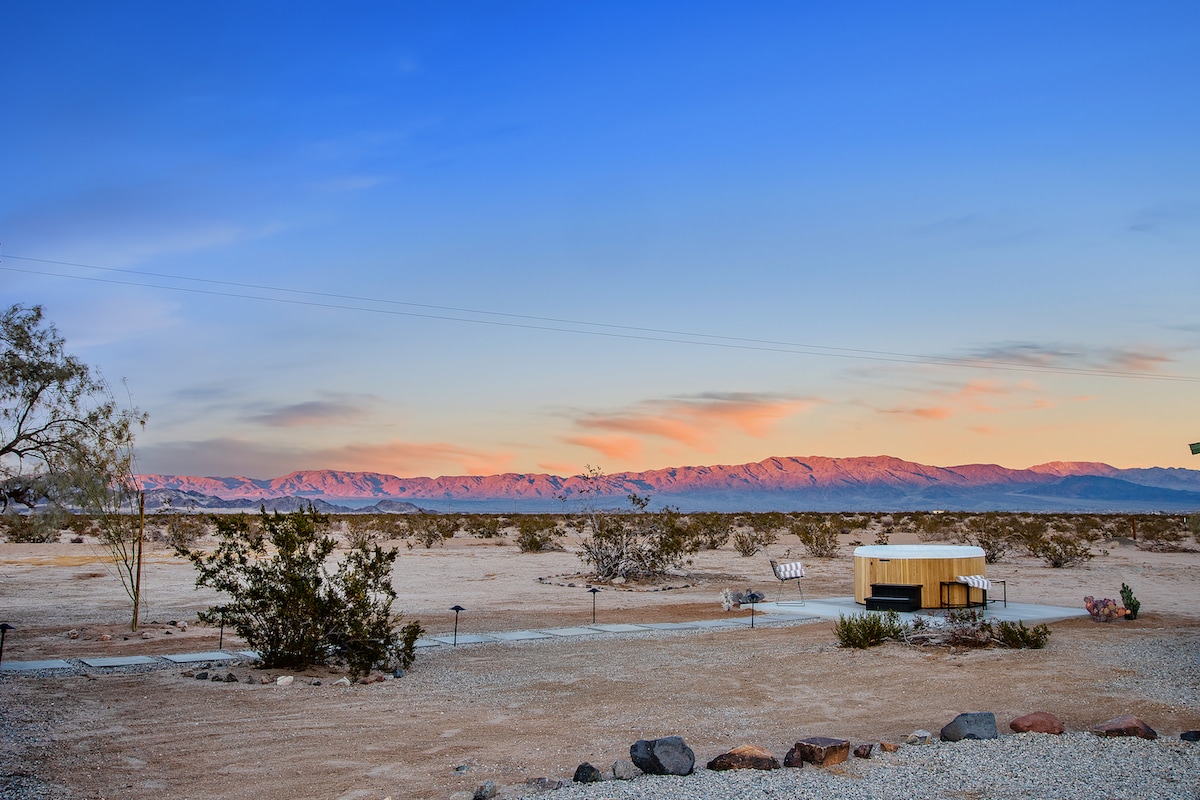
xmin=138 ymin=456 xmax=1200 ymax=513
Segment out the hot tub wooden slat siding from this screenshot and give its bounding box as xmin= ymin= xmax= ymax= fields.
xmin=852 ymin=545 xmax=986 ymax=608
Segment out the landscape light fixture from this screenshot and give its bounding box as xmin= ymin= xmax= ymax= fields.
xmin=744 ymin=591 xmax=765 ymax=628
xmin=587 ymin=587 xmax=600 ymax=624
xmin=1190 ymin=442 xmax=1200 ymax=456
xmin=0 ymin=623 xmax=12 ymax=668
xmin=450 ymin=605 xmax=465 ymax=646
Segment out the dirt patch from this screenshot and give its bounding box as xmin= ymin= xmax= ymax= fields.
xmin=1 ymin=532 xmax=1197 ymax=799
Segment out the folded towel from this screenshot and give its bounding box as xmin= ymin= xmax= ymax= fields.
xmin=956 ymin=575 xmax=991 ymax=590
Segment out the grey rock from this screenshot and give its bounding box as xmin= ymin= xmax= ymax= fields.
xmin=941 ymin=712 xmax=999 ymax=742
xmin=905 ymin=730 xmax=932 ymax=745
xmin=1181 ymin=730 xmax=1200 ymax=742
xmin=630 ymin=736 xmax=695 ymax=776
xmin=223 ymin=672 xmax=238 ymax=683
xmin=611 ymin=759 xmax=640 ymax=780
xmin=473 ymin=779 xmax=498 ymax=799
xmin=525 ymin=777 xmax=565 ymax=791
xmin=194 ymin=671 xmax=209 ymax=681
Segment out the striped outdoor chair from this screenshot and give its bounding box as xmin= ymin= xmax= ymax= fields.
xmin=769 ymin=559 xmax=806 ymax=605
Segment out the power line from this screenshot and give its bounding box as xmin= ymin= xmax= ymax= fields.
xmin=3 ymin=253 xmax=1198 ymax=383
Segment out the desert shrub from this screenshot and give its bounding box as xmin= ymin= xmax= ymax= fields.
xmin=792 ymin=519 xmax=839 ymax=558
xmin=463 ymin=515 xmax=505 ymax=539
xmin=732 ymin=528 xmax=777 ymax=557
xmin=835 ymin=610 xmax=905 ymax=648
xmin=1119 ymin=583 xmax=1141 ymax=620
xmin=962 ymin=515 xmax=1016 ymax=564
xmin=1030 ymin=533 xmax=1094 ymax=568
xmin=1132 ymin=515 xmax=1189 ymax=551
xmin=0 ymin=509 xmax=63 ymax=542
xmin=515 ymin=515 xmax=560 ymax=552
xmin=685 ymin=512 xmax=733 ymax=550
xmin=576 ymin=495 xmax=697 ymax=581
xmin=1188 ymin=514 xmax=1200 ymax=542
xmin=408 ymin=513 xmax=457 ymax=549
xmin=939 ymin=608 xmax=996 ymax=648
xmin=873 ymin=527 xmax=891 ymax=545
xmin=151 ymin=500 xmax=207 ymax=549
xmin=994 ymin=619 xmax=1051 ymax=649
xmin=180 ymin=507 xmax=421 ymax=677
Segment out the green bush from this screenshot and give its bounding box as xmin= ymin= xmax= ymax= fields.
xmin=1029 ymin=533 xmax=1094 ymax=568
xmin=180 ymin=506 xmax=421 ymax=677
xmin=793 ymin=520 xmax=840 ymax=558
xmin=834 ymin=610 xmax=905 ymax=648
xmin=994 ymin=619 xmax=1051 ymax=649
xmin=515 ymin=515 xmax=561 ymax=552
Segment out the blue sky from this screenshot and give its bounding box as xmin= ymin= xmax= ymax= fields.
xmin=3 ymin=2 xmax=1199 ymax=479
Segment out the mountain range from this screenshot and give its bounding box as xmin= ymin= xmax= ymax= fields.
xmin=137 ymin=455 xmax=1200 ymax=513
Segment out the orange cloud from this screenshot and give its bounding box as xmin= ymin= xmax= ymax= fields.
xmin=573 ymin=393 xmax=813 ymax=451
xmin=318 ymin=440 xmax=515 ymax=477
xmin=563 ymin=434 xmax=643 ymax=461
xmin=880 ymin=406 xmax=954 ymax=420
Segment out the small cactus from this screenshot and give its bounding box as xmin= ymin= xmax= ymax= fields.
xmin=1119 ymin=583 xmax=1141 ymax=620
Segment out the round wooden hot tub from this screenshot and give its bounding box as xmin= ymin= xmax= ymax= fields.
xmin=853 ymin=544 xmax=986 ymax=609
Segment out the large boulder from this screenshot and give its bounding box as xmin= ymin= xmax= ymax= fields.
xmin=630 ymin=736 xmax=695 ymax=776
xmin=706 ymin=745 xmax=780 ymax=771
xmin=784 ymin=737 xmax=850 ymax=767
xmin=1091 ymin=715 xmax=1157 ymax=740
xmin=940 ymin=712 xmax=998 ymax=742
xmin=1010 ymin=712 xmax=1065 ymax=735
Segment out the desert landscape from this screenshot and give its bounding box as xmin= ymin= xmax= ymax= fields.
xmin=2 ymin=518 xmax=1199 ymax=799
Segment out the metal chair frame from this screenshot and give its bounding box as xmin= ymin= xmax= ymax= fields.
xmin=769 ymin=558 xmax=806 ymax=606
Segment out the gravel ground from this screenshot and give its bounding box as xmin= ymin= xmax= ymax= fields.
xmin=513 ymin=734 xmax=1200 ymax=800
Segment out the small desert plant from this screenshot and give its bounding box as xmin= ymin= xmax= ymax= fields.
xmin=515 ymin=515 xmax=560 ymax=553
xmin=835 ymin=610 xmax=906 ymax=648
xmin=463 ymin=515 xmax=504 ymax=539
xmin=994 ymin=619 xmax=1051 ymax=649
xmin=873 ymin=527 xmax=891 ymax=546
xmin=732 ymin=529 xmax=776 ymax=557
xmin=1119 ymin=583 xmax=1141 ymax=620
xmin=793 ymin=520 xmax=840 ymax=558
xmin=1084 ymin=595 xmax=1126 ymax=622
xmin=0 ymin=509 xmax=63 ymax=542
xmin=940 ymin=608 xmax=996 ymax=648
xmin=1030 ymin=533 xmax=1094 ymax=568
xmin=408 ymin=513 xmax=457 ymax=549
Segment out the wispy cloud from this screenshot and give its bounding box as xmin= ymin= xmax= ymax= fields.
xmin=568 ymin=392 xmax=814 ymax=458
xmin=251 ymin=396 xmax=374 ymax=428
xmin=318 ymin=440 xmax=514 ymax=477
xmin=967 ymin=342 xmax=1174 ymax=375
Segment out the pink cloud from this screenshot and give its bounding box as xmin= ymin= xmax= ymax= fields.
xmin=880 ymin=406 xmax=954 ymax=420
xmin=563 ymin=434 xmax=644 ymax=461
xmin=318 ymin=440 xmax=515 ymax=477
xmin=573 ymin=392 xmax=812 ymax=451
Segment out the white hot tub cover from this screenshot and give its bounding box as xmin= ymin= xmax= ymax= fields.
xmin=852 ymin=544 xmax=985 ymax=559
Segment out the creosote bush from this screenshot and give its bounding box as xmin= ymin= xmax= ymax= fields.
xmin=180 ymin=506 xmax=422 ymax=677
xmin=835 ymin=610 xmax=905 ymax=648
xmin=792 ymin=520 xmax=840 ymax=558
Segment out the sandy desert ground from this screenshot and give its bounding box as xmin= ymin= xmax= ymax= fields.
xmin=1 ymin=527 xmax=1199 ymax=799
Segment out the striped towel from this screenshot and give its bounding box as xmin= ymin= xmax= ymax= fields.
xmin=775 ymin=561 xmax=805 ymax=580
xmin=956 ymin=575 xmax=991 ymax=590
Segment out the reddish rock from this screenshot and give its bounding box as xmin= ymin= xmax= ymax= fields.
xmin=784 ymin=737 xmax=851 ymax=768
xmin=853 ymin=743 xmax=874 ymax=759
xmin=706 ymin=745 xmax=780 ymax=771
xmin=879 ymin=742 xmax=901 ymax=753
xmin=1010 ymin=712 xmax=1065 ymax=735
xmin=1091 ymin=715 xmax=1157 ymax=740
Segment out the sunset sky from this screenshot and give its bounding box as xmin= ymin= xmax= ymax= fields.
xmin=3 ymin=2 xmax=1199 ymax=480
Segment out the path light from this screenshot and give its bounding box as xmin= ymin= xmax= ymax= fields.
xmin=450 ymin=605 xmax=465 ymax=646
xmin=588 ymin=587 xmax=600 ymax=625
xmin=744 ymin=591 xmax=764 ymax=629
xmin=0 ymin=623 xmax=12 ymax=667
xmin=1190 ymin=442 xmax=1200 ymax=456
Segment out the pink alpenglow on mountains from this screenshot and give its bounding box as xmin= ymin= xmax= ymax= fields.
xmin=137 ymin=455 xmax=1200 ymax=513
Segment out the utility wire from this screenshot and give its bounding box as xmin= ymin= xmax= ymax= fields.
xmin=3 ymin=253 xmax=1198 ymax=383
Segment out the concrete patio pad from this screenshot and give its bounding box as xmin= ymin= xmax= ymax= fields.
xmin=162 ymin=652 xmax=240 ymax=664
xmin=80 ymin=656 xmax=158 ymax=668
xmin=488 ymin=630 xmax=551 ymax=641
xmin=428 ymin=633 xmax=494 ymax=645
xmin=588 ymin=623 xmax=650 ymax=633
xmin=1 ymin=659 xmax=73 ymax=671
xmin=541 ymin=627 xmax=600 ymax=637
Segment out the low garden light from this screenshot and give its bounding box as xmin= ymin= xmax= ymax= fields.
xmin=587 ymin=587 xmax=600 ymax=624
xmin=450 ymin=605 xmax=465 ymax=646
xmin=1190 ymin=442 xmax=1200 ymax=456
xmin=744 ymin=591 xmax=764 ymax=628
